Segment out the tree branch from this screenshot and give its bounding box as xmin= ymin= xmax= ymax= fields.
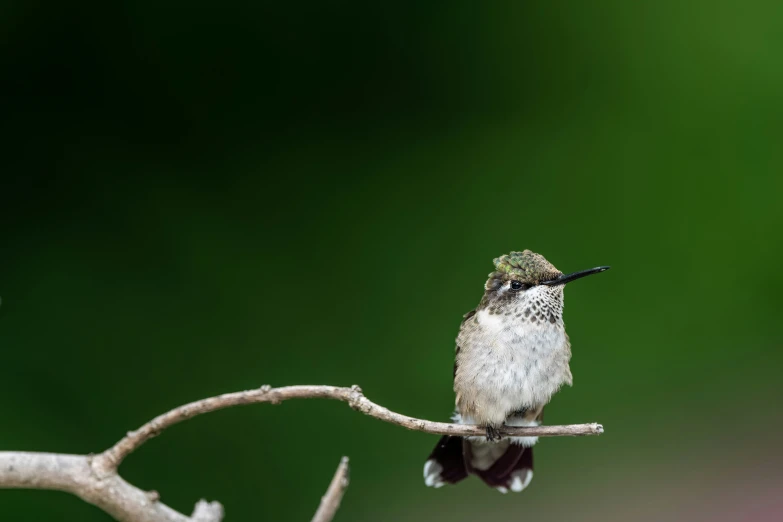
xmin=0 ymin=451 xmax=223 ymax=522
xmin=311 ymin=457 xmax=350 ymax=522
xmin=0 ymin=384 xmax=604 ymax=521
xmin=96 ymin=384 xmax=603 ymax=472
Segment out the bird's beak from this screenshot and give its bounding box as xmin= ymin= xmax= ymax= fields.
xmin=539 ymin=266 xmax=611 ymax=286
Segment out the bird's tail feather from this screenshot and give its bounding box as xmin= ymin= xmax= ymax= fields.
xmin=465 ymin=441 xmax=534 ymax=493
xmin=423 ymin=435 xmax=468 ymax=487
xmin=423 ymin=436 xmax=534 ymax=493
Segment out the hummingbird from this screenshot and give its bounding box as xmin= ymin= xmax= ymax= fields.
xmin=423 ymin=250 xmax=609 ymax=493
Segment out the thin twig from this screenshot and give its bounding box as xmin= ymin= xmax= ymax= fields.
xmin=95 ymin=384 xmax=603 ymax=472
xmin=311 ymin=457 xmax=350 ymax=522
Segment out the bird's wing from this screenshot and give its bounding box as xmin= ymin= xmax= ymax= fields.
xmin=454 ymin=309 xmax=477 ymax=382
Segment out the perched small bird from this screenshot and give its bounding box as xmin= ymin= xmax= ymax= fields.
xmin=424 ymin=250 xmax=609 ymax=493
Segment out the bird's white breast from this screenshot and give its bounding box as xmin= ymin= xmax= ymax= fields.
xmin=454 ymin=296 xmax=573 ymax=426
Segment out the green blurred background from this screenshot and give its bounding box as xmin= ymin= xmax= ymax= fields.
xmin=2 ymin=1 xmax=782 ymax=520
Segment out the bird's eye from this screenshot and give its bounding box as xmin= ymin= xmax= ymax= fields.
xmin=510 ymin=280 xmax=529 ymax=291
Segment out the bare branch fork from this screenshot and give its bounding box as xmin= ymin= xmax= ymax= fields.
xmin=0 ymin=385 xmax=603 ymax=521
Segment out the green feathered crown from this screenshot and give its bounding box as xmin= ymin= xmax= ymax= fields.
xmin=491 ymin=250 xmax=561 ymax=284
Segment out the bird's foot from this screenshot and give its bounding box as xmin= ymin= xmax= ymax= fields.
xmin=485 ymin=425 xmax=501 ymax=442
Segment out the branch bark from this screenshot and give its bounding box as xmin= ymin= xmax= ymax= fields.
xmin=96 ymin=384 xmax=603 ymax=472
xmin=311 ymin=457 xmax=350 ymax=522
xmin=0 ymin=452 xmax=223 ymax=522
xmin=0 ymin=384 xmax=604 ymax=521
